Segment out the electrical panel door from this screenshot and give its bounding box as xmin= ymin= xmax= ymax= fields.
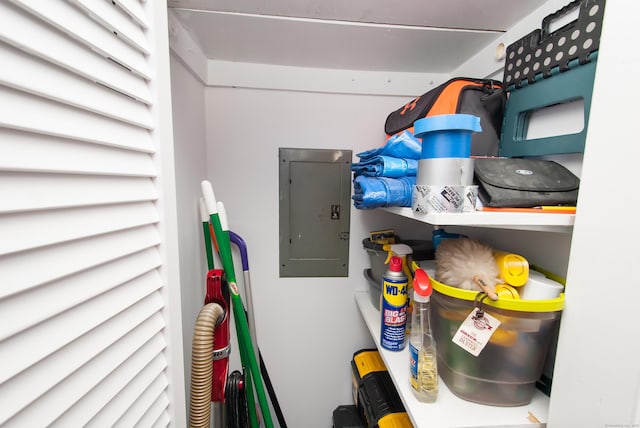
xmin=279 ymin=148 xmax=352 ymax=277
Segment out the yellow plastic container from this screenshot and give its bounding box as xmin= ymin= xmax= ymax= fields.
xmin=430 ymin=277 xmax=564 ymax=406
xmin=494 ymin=251 xmax=529 ymax=287
xmin=495 ymin=283 xmax=521 ymax=300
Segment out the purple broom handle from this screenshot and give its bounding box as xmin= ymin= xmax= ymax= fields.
xmin=229 ymin=230 xmax=249 ymax=271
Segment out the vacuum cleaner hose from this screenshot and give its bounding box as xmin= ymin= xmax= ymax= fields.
xmin=189 ymin=303 xmax=225 ymax=428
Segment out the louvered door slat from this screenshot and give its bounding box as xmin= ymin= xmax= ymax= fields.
xmin=154 ymin=412 xmax=172 ymax=428
xmin=0 ymin=202 xmax=159 ymax=256
xmin=51 ymin=353 xmax=168 ymax=427
xmin=9 ymin=0 xmax=151 ymax=79
xmin=69 ymin=0 xmax=150 ymax=55
xmin=0 ymin=128 xmax=156 ymax=176
xmin=0 ymin=2 xmax=151 ymax=104
xmin=0 ymin=42 xmax=153 ymax=129
xmin=114 ymin=0 xmax=149 ymax=30
xmin=1 ymin=223 xmax=159 ymax=301
xmin=133 ymin=391 xmax=171 ymax=428
xmin=114 ymin=383 xmax=169 ymax=428
xmin=0 ymin=86 xmax=154 ymax=153
xmin=0 ymin=172 xmax=157 ymax=213
xmin=0 ymin=248 xmax=161 ymax=341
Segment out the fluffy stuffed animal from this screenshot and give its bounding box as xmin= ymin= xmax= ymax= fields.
xmin=435 ymin=238 xmax=500 ymax=300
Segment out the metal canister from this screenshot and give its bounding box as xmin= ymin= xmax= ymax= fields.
xmin=380 ymin=256 xmax=408 ymax=351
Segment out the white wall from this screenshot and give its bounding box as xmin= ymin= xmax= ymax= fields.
xmin=204 ymin=86 xmax=435 ymax=427
xmin=169 ymin=54 xmax=209 ymax=407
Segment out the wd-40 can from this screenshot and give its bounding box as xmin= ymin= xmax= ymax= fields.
xmin=380 ymin=256 xmax=408 ymax=351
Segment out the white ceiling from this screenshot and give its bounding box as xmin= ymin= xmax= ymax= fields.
xmin=168 ymin=0 xmax=546 ymax=73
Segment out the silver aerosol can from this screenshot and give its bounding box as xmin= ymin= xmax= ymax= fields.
xmin=380 ymin=256 xmax=408 ymax=351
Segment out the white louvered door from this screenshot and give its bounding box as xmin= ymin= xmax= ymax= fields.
xmin=0 ymin=1 xmax=186 ymax=427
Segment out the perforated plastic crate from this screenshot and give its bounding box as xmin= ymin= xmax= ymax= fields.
xmin=499 ymin=0 xmax=605 ymax=157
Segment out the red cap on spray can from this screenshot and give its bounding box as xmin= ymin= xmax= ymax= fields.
xmin=389 ymin=256 xmax=402 ymax=272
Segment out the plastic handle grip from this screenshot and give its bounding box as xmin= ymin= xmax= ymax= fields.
xmin=541 ymin=1 xmax=580 ymax=40
xmin=199 ymin=198 xmax=209 ymax=222
xmin=229 ymin=231 xmax=250 ymax=271
xmin=217 ymin=201 xmax=229 ymax=231
xmin=201 ymin=180 xmax=218 ymax=214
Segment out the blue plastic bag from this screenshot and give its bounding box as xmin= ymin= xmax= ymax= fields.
xmin=352 ymin=175 xmax=416 ymax=209
xmin=351 ymin=155 xmax=418 ymax=178
xmin=356 ymin=130 xmax=421 ymax=161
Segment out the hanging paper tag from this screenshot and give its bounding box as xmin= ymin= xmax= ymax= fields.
xmin=452 ymin=308 xmax=501 ymax=356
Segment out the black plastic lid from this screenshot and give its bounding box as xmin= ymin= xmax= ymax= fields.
xmin=362 ymin=238 xmax=435 ymax=261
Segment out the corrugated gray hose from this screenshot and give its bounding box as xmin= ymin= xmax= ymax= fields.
xmin=189 ymin=303 xmax=225 ymax=428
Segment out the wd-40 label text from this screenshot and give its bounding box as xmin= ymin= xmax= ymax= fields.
xmin=382 ymin=280 xmax=407 ymax=306
xmin=383 ymin=307 xmax=406 ymax=325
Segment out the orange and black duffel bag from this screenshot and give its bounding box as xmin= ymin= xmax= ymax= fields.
xmin=384 ymin=77 xmax=506 ymax=157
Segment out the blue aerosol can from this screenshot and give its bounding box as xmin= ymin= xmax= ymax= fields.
xmin=380 ymin=256 xmax=408 ymax=351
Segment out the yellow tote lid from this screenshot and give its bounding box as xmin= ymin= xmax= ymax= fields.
xmin=431 ymin=277 xmax=564 ymax=312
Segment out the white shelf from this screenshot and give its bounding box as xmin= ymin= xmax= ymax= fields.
xmin=382 ymin=207 xmax=575 ymax=233
xmin=354 ymin=291 xmax=548 ymax=428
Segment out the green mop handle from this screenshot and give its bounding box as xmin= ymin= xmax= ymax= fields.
xmin=217 ymin=200 xmax=259 ymax=428
xmin=199 ymin=198 xmax=215 ymax=271
xmin=201 ymin=181 xmax=274 ymax=428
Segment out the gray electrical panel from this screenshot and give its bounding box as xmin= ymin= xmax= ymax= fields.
xmin=279 ymin=148 xmax=352 ymax=277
